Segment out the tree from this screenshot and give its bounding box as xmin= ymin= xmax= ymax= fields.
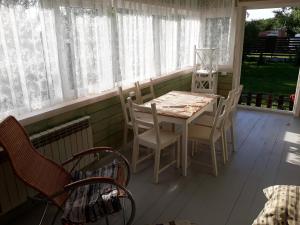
xmin=243 ymin=21 xmax=260 ymax=54
xmin=243 ymin=19 xmax=278 ymax=53
xmin=273 ymin=7 xmax=300 ymax=37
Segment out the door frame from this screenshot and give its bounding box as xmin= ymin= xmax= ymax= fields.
xmin=232 ymin=0 xmax=300 ymax=115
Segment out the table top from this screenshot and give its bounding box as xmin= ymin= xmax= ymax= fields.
xmin=144 ymin=91 xmax=218 ymax=119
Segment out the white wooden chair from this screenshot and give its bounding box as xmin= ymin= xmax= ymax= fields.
xmin=134 ymin=79 xmax=155 ymax=104
xmin=223 ymin=85 xmax=243 ymax=159
xmin=205 ymin=86 xmax=243 ymax=160
xmin=191 ymin=86 xmax=243 ymax=161
xmin=188 ymin=96 xmax=232 ymax=176
xmin=118 ymin=86 xmax=152 ymax=149
xmin=192 ymin=90 xmax=235 ymax=127
xmin=135 ymin=79 xmax=175 ymax=130
xmin=127 ymin=97 xmax=180 ymax=183
xmin=191 ymin=46 xmax=218 ymax=94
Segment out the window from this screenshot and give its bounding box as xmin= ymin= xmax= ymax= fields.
xmin=0 ymin=4 xmax=62 ymax=116
xmin=205 ymin=17 xmax=231 ymax=65
xmin=116 ymin=10 xmax=155 ymax=84
xmin=57 ymin=6 xmax=114 ymax=98
xmin=0 ymin=0 xmax=234 ymax=119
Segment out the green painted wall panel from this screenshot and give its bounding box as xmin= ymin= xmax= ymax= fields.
xmin=85 ymin=96 xmax=120 ymax=115
xmin=94 ymin=131 xmax=124 ymax=149
xmin=24 ymin=72 xmax=232 ymax=150
xmin=24 ymin=73 xmax=193 ymax=150
xmin=92 ymin=113 xmax=123 ymax=134
xmin=89 ymin=104 xmax=123 ymax=125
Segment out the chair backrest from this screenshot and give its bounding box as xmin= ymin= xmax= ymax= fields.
xmin=127 ymin=97 xmax=160 ymax=145
xmin=210 ymin=90 xmax=235 ymax=137
xmin=210 ymin=97 xmax=225 ymax=137
xmin=118 ymin=86 xmax=131 ymax=125
xmin=227 ymin=85 xmax=243 ymax=115
xmin=0 ymin=116 xmax=71 ymax=207
xmin=134 ymin=79 xmax=155 ymax=104
xmin=118 ymin=86 xmax=140 ymax=125
xmin=193 ymin=46 xmax=218 ymax=73
xmin=232 ymin=85 xmax=243 ymax=110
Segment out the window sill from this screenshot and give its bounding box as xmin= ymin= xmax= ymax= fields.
xmin=19 ymin=67 xmax=194 ymax=126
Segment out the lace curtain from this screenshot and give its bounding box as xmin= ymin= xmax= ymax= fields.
xmin=0 ymin=0 xmax=235 ymax=118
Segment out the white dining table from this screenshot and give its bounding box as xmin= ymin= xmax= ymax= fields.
xmin=143 ymin=91 xmax=218 ymax=176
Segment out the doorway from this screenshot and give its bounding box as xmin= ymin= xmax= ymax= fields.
xmin=238 ymin=7 xmax=300 ymax=111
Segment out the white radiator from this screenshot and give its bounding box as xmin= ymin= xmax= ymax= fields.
xmin=0 ymin=116 xmax=93 ymax=215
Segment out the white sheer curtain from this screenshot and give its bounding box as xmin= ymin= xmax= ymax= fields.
xmin=115 ymin=0 xmax=155 ymax=85
xmin=115 ymin=0 xmax=235 ymax=73
xmin=0 ymin=0 xmax=63 ymax=117
xmin=55 ymin=0 xmax=114 ymax=99
xmin=0 ymin=0 xmax=235 ymax=118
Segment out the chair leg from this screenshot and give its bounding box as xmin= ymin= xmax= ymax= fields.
xmin=210 ymin=141 xmax=218 ymax=176
xmin=132 ymin=138 xmax=139 ymax=173
xmin=170 ymin=143 xmax=176 ymax=162
xmin=176 ymin=137 xmax=180 ymax=169
xmin=39 ymin=202 xmax=48 ymax=225
xmin=191 ymin=140 xmax=195 ymax=157
xmin=153 ymin=147 xmax=161 ymax=184
xmin=172 ymin=123 xmax=175 ymax=132
xmin=230 ymin=123 xmax=236 ymax=153
xmin=123 ymin=125 xmax=128 ymax=150
xmin=221 ymin=130 xmax=228 ymax=163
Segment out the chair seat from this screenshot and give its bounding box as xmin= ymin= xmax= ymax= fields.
xmin=62 ymin=161 xmax=122 ymax=224
xmin=193 ymin=113 xmax=214 ymax=127
xmin=188 ymin=124 xmax=221 ymax=142
xmin=195 ymin=69 xmax=217 ymax=75
xmin=139 ymin=128 xmax=179 ymax=149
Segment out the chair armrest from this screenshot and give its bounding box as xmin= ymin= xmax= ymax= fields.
xmin=64 ymin=177 xmax=117 ymax=190
xmin=50 ymin=177 xmax=117 ymax=201
xmin=61 ymin=146 xmax=112 ymax=165
xmin=61 ymin=147 xmax=131 ymax=186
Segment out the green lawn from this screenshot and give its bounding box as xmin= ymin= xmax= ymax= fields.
xmin=241 ymin=62 xmax=299 ymax=96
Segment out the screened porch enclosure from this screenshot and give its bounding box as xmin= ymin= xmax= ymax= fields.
xmin=1 ymin=0 xmax=300 ymax=225
xmin=3 ymin=109 xmax=300 ymax=225
xmin=0 ymin=0 xmax=235 ymax=120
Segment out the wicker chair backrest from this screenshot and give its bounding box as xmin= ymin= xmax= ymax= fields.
xmin=0 ymin=116 xmax=71 ymax=207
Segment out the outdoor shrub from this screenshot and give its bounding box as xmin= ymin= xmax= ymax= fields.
xmin=295 ymin=47 xmax=300 ymax=66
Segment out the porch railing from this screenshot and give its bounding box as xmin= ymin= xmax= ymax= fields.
xmin=239 ymin=92 xmax=294 ymax=111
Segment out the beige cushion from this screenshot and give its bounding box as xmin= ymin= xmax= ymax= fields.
xmin=193 ymin=113 xmax=214 ymax=127
xmin=139 ymin=129 xmax=179 ymax=149
xmin=252 ymin=185 xmax=300 ymax=225
xmin=188 ymin=124 xmax=221 ymax=142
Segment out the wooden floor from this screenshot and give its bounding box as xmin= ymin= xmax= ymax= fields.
xmin=4 ymin=109 xmax=300 ymax=225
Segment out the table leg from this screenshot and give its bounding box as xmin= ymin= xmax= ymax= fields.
xmin=182 ymin=123 xmax=188 ymax=176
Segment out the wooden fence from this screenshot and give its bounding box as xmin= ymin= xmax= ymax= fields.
xmin=244 ymin=37 xmax=300 ymax=61
xmin=239 ymin=92 xmax=294 ymax=111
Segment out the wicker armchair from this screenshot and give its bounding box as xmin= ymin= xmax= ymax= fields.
xmin=0 ymin=116 xmax=135 ymax=225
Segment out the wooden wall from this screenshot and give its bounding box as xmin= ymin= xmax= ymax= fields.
xmin=25 ymin=72 xmax=232 ymax=149
xmin=0 ymin=70 xmax=233 ymax=220
xmin=25 ymin=73 xmax=194 ymax=149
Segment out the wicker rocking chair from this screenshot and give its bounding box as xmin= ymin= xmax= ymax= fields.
xmin=0 ymin=116 xmax=135 ymax=225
